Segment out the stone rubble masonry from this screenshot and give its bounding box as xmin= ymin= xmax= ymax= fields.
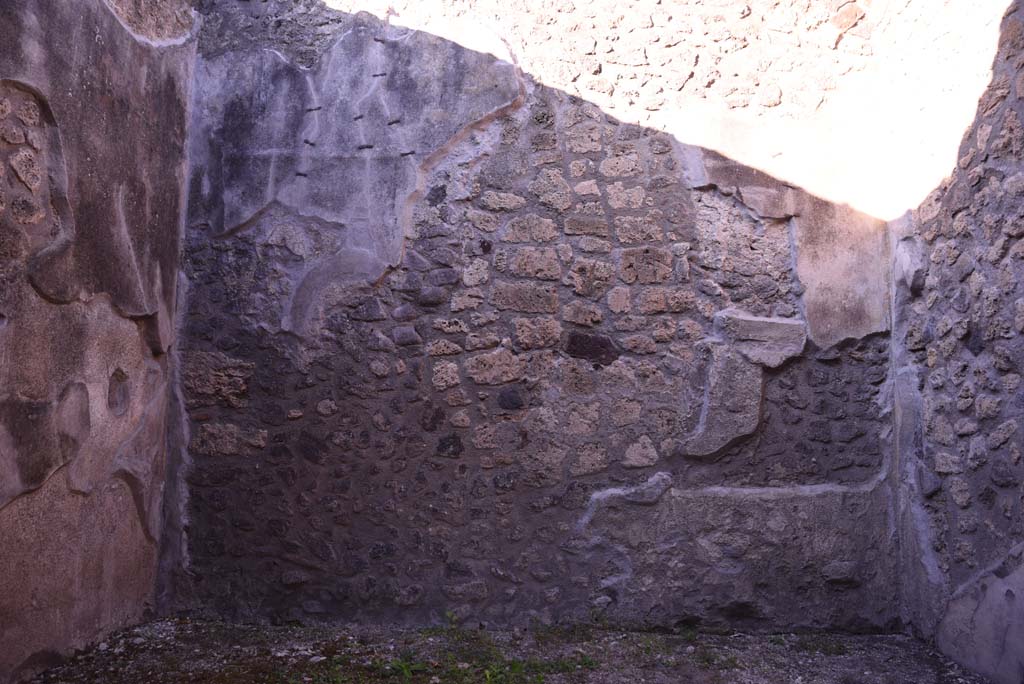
xmin=2 ymin=2 xmax=1023 ymax=684
xmin=174 ymin=0 xmax=899 ymax=646
xmin=895 ymin=6 xmax=1024 ymax=683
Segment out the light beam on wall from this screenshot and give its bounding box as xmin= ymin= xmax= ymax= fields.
xmin=327 ymin=0 xmax=1008 ymax=222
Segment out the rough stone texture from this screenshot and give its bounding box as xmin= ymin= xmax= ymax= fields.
xmin=174 ymin=2 xmax=899 ymax=636
xmin=895 ymin=4 xmax=1024 ymax=682
xmin=324 ymin=0 xmax=905 ymax=128
xmin=675 ymin=346 xmax=764 ymax=459
xmin=792 ymin=197 xmax=891 ymax=348
xmin=24 ymin=618 xmax=993 ymax=684
xmin=2 ymin=2 xmax=1017 ymax=684
xmin=104 ymin=0 xmax=193 ymax=43
xmin=327 ymin=0 xmax=1011 ymax=229
xmin=937 ymin=546 xmax=1024 ymax=684
xmin=692 ymin=151 xmax=891 ymax=349
xmin=0 ymin=0 xmax=193 ymax=681
xmin=586 ymin=476 xmax=898 ymax=630
xmin=714 ymin=308 xmax=806 ymax=368
xmin=186 ymin=6 xmax=523 ymax=343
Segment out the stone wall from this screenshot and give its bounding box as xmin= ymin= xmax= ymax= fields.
xmin=176 ymin=2 xmax=899 ymax=633
xmin=0 ymin=1 xmax=193 ymax=681
xmin=2 ymin=1 xmax=1021 ymax=683
xmin=326 ymin=0 xmax=1009 ymax=221
xmin=894 ymin=4 xmax=1024 ymax=682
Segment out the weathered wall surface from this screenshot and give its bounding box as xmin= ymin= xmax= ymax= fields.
xmin=895 ymin=4 xmax=1024 ymax=682
xmin=1 ymin=0 xmax=1020 ymax=681
xmin=176 ymin=2 xmax=898 ymax=632
xmin=0 ymin=0 xmax=193 ymax=681
xmin=327 ymin=0 xmax=1009 ymax=222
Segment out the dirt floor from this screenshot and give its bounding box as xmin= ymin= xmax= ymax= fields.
xmin=29 ymin=618 xmax=990 ymax=684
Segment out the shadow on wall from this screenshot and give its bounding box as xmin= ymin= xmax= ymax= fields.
xmin=895 ymin=1 xmax=1024 ymax=683
xmin=177 ymin=2 xmax=1017 ymax=684
xmin=175 ymin=0 xmax=898 ymax=637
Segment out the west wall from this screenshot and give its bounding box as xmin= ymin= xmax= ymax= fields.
xmin=0 ymin=1 xmax=193 ymax=681
xmin=175 ymin=1 xmax=900 ymax=633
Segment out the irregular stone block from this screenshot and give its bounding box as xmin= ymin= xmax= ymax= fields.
xmin=619 ymin=247 xmax=673 ymax=284
xmin=598 ymin=154 xmax=641 ymax=177
xmin=480 ymin=191 xmax=526 ymax=211
xmin=623 ymin=435 xmax=659 ymax=468
xmin=465 ymin=349 xmax=525 ymax=385
xmin=676 ymin=346 xmax=763 ymax=459
xmin=714 ymin=308 xmax=806 ymax=368
xmin=614 ymin=214 xmax=664 ymax=243
xmin=190 ymin=423 xmax=244 ymax=457
xmin=564 ymin=215 xmax=610 ymax=237
xmin=528 ymin=168 xmax=572 ymax=211
xmin=562 ymin=300 xmax=603 ymax=327
xmin=432 ymin=361 xmax=461 ymax=391
xmin=426 ymin=339 xmax=463 ymax=356
xmin=564 ymin=331 xmax=620 ymax=367
xmin=938 ymin=553 xmax=1024 ymax=684
xmin=493 ymin=281 xmax=559 ymax=313
xmin=513 ymin=317 xmax=562 ymax=350
xmin=182 ymin=351 xmax=254 ymax=409
xmin=502 ymin=214 xmax=558 ymax=243
xmin=564 ymin=258 xmax=615 ymax=297
xmin=497 ymin=387 xmax=525 ymax=410
xmin=570 ymin=444 xmax=609 ymax=476
xmin=606 ymin=182 xmax=645 ymax=209
xmin=607 ymin=286 xmax=631 ymax=313
xmin=462 ymin=258 xmax=490 ymax=286
xmin=509 ymin=247 xmax=561 ymax=280
xmin=391 ymin=325 xmax=423 ymax=346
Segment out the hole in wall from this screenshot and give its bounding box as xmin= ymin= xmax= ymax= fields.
xmin=107 ymin=368 xmax=130 ymax=417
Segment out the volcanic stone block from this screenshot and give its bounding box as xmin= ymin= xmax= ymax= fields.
xmin=564 ymin=331 xmax=620 ymax=367
xmin=676 ymin=346 xmax=764 ymax=459
xmin=714 ymin=308 xmax=807 ymax=368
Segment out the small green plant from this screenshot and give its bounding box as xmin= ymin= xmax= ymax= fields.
xmin=677 ymin=626 xmax=699 ymax=643
xmin=638 ymin=633 xmax=673 ymax=656
xmin=386 ymin=656 xmax=426 ymax=680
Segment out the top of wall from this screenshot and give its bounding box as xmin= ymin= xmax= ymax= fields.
xmin=325 ymin=0 xmax=1009 ymax=221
